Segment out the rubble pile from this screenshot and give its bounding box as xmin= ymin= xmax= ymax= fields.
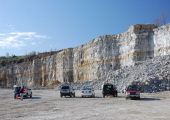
xmin=108 ymin=55 xmax=170 ymax=93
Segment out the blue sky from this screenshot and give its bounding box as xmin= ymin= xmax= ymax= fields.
xmin=0 ymin=0 xmax=170 ymax=56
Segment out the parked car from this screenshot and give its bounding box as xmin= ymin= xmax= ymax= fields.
xmin=125 ymin=85 xmax=140 ymax=100
xmin=60 ymin=86 xmax=75 ymax=98
xmin=13 ymin=85 xmax=32 ymax=98
xmin=102 ymin=83 xmax=118 ymax=97
xmin=81 ymin=88 xmax=95 ymax=98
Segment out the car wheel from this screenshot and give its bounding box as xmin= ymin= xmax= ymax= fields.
xmin=81 ymin=96 xmax=83 ymax=98
xmin=30 ymin=93 xmax=32 ymax=98
xmin=25 ymin=93 xmax=28 ymax=98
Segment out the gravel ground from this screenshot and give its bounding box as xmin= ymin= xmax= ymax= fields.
xmin=1 ymin=89 xmax=170 ymax=120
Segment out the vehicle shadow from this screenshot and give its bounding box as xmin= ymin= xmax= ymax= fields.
xmin=140 ymin=98 xmax=161 ymax=101
xmin=26 ymin=97 xmax=41 ymax=99
xmin=115 ymin=95 xmax=161 ymax=101
xmin=118 ymin=96 xmax=161 ymax=101
xmin=79 ymin=96 xmax=103 ymax=98
xmin=63 ymin=96 xmax=104 ymax=98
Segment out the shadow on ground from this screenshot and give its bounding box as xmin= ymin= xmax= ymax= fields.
xmin=60 ymin=96 xmax=103 ymax=98
xmin=140 ymin=98 xmax=161 ymax=101
xmin=26 ymin=97 xmax=41 ymax=99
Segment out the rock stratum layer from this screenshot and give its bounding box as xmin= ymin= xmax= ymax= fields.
xmin=0 ymin=24 xmax=170 ymax=88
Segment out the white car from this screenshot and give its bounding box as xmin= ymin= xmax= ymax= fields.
xmin=81 ymin=88 xmax=95 ymax=98
xmin=20 ymin=85 xmax=32 ymax=98
xmin=14 ymin=85 xmax=32 ymax=98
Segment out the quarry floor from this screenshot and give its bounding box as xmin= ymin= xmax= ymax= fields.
xmin=0 ymin=89 xmax=170 ymax=120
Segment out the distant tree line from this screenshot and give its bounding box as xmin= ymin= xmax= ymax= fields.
xmin=0 ymin=51 xmax=38 ymax=66
xmin=0 ymin=49 xmax=60 ymax=66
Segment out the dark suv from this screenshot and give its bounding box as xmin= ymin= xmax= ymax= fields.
xmin=60 ymin=86 xmax=75 ymax=98
xmin=102 ymin=83 xmax=118 ymax=97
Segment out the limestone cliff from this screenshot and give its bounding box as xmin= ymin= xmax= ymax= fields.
xmin=0 ymin=23 xmax=170 ymax=88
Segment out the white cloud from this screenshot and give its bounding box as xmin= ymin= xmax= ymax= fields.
xmin=31 ymin=42 xmax=36 ymax=45
xmin=9 ymin=32 xmax=35 ymax=35
xmin=0 ymin=34 xmax=5 ymax=36
xmin=0 ymin=31 xmax=49 ymax=48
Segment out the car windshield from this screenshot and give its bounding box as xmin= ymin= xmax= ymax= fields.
xmin=127 ymin=86 xmax=138 ymax=91
xmin=61 ymin=86 xmax=69 ymax=89
xmin=82 ymin=88 xmax=92 ymax=90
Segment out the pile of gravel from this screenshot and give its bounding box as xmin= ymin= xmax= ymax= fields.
xmin=107 ymin=55 xmax=170 ymax=93
xmin=57 ymin=55 xmax=170 ymax=93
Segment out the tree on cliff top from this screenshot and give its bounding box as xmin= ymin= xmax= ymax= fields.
xmin=153 ymin=12 xmax=168 ymax=27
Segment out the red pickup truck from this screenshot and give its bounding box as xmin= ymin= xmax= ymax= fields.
xmin=125 ymin=85 xmax=140 ymax=100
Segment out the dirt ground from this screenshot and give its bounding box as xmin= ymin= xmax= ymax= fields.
xmin=0 ymin=89 xmax=170 ymax=120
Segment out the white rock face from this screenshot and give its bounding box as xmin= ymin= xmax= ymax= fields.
xmin=72 ymin=24 xmax=169 ymax=82
xmin=1 ymin=24 xmax=170 ymax=87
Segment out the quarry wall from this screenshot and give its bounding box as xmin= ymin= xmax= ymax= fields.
xmin=0 ymin=23 xmax=170 ymax=87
